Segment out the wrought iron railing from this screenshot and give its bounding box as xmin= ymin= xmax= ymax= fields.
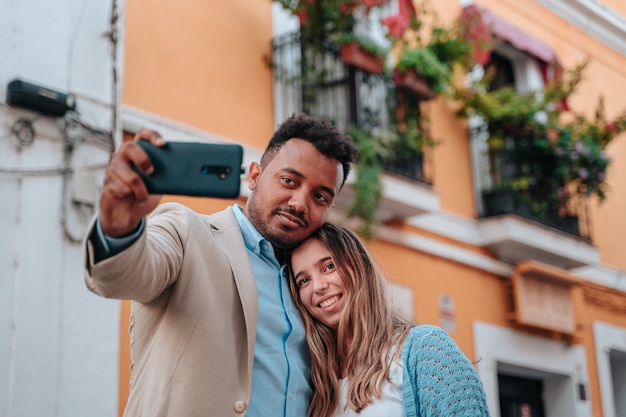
xmin=479 ymin=134 xmax=591 ymax=239
xmin=272 ymin=31 xmax=430 ymax=184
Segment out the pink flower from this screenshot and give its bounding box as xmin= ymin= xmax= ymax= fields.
xmin=382 ymin=15 xmax=407 ymax=38
xmin=382 ymin=0 xmax=415 ymax=38
xmin=459 ymin=4 xmax=493 ymax=65
xmin=297 ymin=9 xmax=307 ymax=25
xmin=340 ymin=3 xmax=356 ymax=14
xmin=363 ymin=0 xmax=388 ymax=8
xmin=546 ymin=128 xmax=560 ymax=141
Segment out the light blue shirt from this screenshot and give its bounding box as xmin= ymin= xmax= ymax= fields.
xmin=232 ymin=205 xmax=312 ymax=417
xmin=96 ymin=206 xmax=312 ymax=416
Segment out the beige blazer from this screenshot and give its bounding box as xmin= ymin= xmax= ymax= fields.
xmin=84 ymin=203 xmax=258 ymax=416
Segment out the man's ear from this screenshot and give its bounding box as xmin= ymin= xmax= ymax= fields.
xmin=248 ymin=162 xmax=262 ymax=191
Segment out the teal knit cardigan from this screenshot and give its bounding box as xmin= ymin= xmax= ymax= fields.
xmin=401 ymin=325 xmax=491 ymax=417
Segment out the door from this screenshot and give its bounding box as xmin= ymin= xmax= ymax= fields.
xmin=499 ymin=374 xmax=545 ymax=417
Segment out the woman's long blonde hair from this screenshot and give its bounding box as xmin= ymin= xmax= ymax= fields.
xmin=286 ymin=223 xmax=412 ymax=417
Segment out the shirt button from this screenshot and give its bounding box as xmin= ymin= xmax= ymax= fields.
xmin=233 ymin=400 xmax=248 ymax=413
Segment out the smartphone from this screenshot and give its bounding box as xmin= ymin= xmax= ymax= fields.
xmin=134 ymin=139 xmax=244 ymax=198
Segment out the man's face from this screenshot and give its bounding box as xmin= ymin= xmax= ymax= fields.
xmin=245 ymin=139 xmax=343 ymax=250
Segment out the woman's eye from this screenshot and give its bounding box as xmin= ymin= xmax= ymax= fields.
xmin=297 ymin=277 xmax=310 ymax=287
xmin=323 ymin=262 xmax=335 ymax=272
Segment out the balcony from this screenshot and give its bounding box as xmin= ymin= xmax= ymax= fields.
xmin=475 ymin=133 xmax=599 ymax=269
xmin=481 ymin=188 xmax=582 ymax=237
xmin=272 ymin=31 xmax=439 ymax=221
xmin=478 ymin=214 xmax=599 ymax=269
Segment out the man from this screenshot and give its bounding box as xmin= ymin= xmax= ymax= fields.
xmin=83 ymin=113 xmax=358 ymax=416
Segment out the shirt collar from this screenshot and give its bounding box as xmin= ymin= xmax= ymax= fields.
xmin=231 ymin=204 xmax=277 ymax=261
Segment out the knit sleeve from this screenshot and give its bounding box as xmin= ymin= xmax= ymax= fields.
xmin=401 ymin=325 xmax=490 ymax=417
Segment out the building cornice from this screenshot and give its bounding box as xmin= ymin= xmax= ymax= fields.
xmin=533 ymin=0 xmax=626 ymax=56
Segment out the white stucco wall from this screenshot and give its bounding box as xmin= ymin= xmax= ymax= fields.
xmin=594 ymin=321 xmax=626 ymax=417
xmin=474 ymin=321 xmax=592 ymax=417
xmin=0 ymin=0 xmax=123 ymax=416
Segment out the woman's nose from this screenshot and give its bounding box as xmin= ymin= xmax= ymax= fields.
xmin=313 ymin=277 xmax=329 ymax=293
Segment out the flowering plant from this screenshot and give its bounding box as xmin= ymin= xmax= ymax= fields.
xmin=455 ymin=60 xmax=626 ymax=221
xmin=549 ymin=103 xmax=623 ymax=201
xmin=269 ymin=0 xmax=492 ymax=235
xmin=273 ymin=0 xmax=390 ymax=53
xmin=386 ymin=1 xmax=492 ymax=96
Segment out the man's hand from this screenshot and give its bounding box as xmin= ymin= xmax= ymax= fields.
xmin=99 ymin=128 xmax=165 ymax=237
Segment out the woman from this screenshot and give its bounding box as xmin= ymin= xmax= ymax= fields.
xmin=286 ymin=223 xmax=490 ymax=417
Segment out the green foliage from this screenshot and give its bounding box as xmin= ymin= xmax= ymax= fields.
xmin=389 ymin=1 xmax=477 ymax=97
xmin=274 ymin=0 xmax=389 ymax=54
xmin=335 ymin=32 xmax=388 ymax=58
xmin=396 ymin=47 xmax=453 ymax=94
xmin=270 ymin=0 xmax=475 ymax=235
xmin=346 ymin=103 xmax=437 ymax=237
xmin=347 ymin=125 xmax=410 ymax=237
xmin=552 ymin=102 xmax=625 ymax=201
xmin=347 ymin=127 xmax=388 ymax=237
xmin=428 ymin=27 xmax=472 ymax=66
xmin=455 ymin=59 xmax=626 ymax=219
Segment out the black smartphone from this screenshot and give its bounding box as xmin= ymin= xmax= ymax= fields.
xmin=134 ymin=139 xmax=244 ymax=198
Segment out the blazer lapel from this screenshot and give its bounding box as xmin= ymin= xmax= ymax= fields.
xmin=209 ymin=208 xmax=258 ymax=381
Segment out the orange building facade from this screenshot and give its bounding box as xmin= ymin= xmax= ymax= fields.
xmin=118 ymin=1 xmax=626 ymax=416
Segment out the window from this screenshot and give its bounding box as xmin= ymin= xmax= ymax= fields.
xmin=271 ymin=2 xmax=397 ymax=133
xmin=499 ymin=374 xmax=546 ymax=417
xmin=465 ymin=7 xmax=558 ymax=219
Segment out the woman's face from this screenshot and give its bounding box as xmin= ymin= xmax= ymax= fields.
xmin=290 ymin=237 xmax=346 ymax=331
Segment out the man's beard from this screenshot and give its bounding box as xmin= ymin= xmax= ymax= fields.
xmin=246 ymin=193 xmax=306 ymax=250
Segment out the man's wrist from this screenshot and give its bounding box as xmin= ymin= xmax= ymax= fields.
xmin=95 ymin=217 xmax=145 ymax=256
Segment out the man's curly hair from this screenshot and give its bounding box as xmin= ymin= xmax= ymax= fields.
xmin=261 ymin=113 xmax=358 ymax=186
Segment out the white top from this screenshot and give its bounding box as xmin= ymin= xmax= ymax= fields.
xmin=333 ymin=353 xmax=404 ymax=417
